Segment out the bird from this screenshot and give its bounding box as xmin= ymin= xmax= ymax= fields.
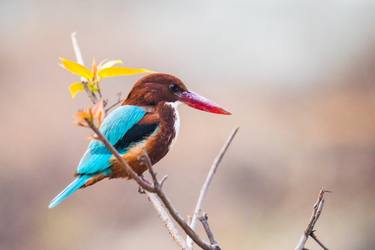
xmin=49 ymin=73 xmax=230 ymax=208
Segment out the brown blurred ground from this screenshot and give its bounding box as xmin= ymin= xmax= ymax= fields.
xmin=1 ymin=1 xmax=375 ymax=249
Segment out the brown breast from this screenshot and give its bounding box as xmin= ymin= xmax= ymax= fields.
xmin=109 ymin=102 xmax=177 ymax=179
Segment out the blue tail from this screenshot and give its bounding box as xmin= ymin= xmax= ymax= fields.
xmin=48 ymin=175 xmax=91 ymax=208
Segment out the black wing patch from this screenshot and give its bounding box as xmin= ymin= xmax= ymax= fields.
xmin=114 ymin=122 xmax=159 ymax=153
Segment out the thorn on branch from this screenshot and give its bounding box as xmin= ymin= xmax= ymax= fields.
xmin=160 ymin=175 xmax=168 ymax=188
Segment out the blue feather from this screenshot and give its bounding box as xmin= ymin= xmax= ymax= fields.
xmin=76 ymin=105 xmax=146 ymax=175
xmin=48 ymin=175 xmax=91 ymax=208
xmin=49 ymin=105 xmax=147 ymax=208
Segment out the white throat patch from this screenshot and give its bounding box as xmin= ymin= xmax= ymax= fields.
xmin=166 ymin=102 xmax=180 ymax=147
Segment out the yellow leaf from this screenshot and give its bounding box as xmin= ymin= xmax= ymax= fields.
xmin=99 ymin=59 xmax=123 ymax=69
xmin=91 ymin=58 xmax=98 ymax=81
xmin=98 ymin=66 xmax=154 ymax=78
xmin=60 ymin=57 xmax=93 ymax=79
xmin=69 ymin=82 xmax=84 ymax=98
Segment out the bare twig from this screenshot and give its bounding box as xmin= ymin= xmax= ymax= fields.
xmin=199 ymin=214 xmax=220 ymax=249
xmin=187 ymin=127 xmax=239 ymax=249
xmin=311 ymin=232 xmax=329 ymax=250
xmin=295 ymin=188 xmax=330 ymax=250
xmin=105 ymin=92 xmax=123 ymax=113
xmin=159 ymin=175 xmax=168 ymax=188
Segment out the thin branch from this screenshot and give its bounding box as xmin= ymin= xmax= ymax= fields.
xmin=199 ymin=214 xmax=220 ymax=249
xmin=140 ymin=153 xmax=158 ymax=185
xmin=295 ymin=188 xmax=330 ymax=250
xmin=105 ymin=92 xmax=123 ymax=113
xmin=155 ymin=185 xmax=217 ymax=250
xmin=311 ymin=232 xmax=329 ymax=250
xmin=187 ymin=127 xmax=239 ymax=249
xmin=146 ymin=192 xmax=188 ymax=250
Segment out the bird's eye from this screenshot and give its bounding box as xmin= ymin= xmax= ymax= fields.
xmin=169 ymin=84 xmax=180 ymax=93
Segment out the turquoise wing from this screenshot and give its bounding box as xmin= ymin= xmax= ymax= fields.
xmin=76 ymin=105 xmax=146 ymax=175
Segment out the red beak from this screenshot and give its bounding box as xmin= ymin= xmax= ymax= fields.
xmin=177 ymin=91 xmax=231 ymax=115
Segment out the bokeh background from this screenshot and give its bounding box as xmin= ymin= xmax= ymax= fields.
xmin=1 ymin=1 xmax=375 ymax=249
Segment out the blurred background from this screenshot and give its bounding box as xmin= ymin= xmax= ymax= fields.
xmin=1 ymin=0 xmax=375 ymax=249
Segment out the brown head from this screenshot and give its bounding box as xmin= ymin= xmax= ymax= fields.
xmin=123 ymin=73 xmax=231 ymax=115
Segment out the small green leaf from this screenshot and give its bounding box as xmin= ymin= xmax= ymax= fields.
xmin=69 ymin=82 xmax=85 ymax=98
xmin=87 ymin=82 xmax=99 ymax=93
xmin=98 ymin=66 xmax=154 ymax=78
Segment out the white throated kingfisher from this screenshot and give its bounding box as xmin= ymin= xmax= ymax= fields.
xmin=49 ymin=73 xmax=230 ymax=208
